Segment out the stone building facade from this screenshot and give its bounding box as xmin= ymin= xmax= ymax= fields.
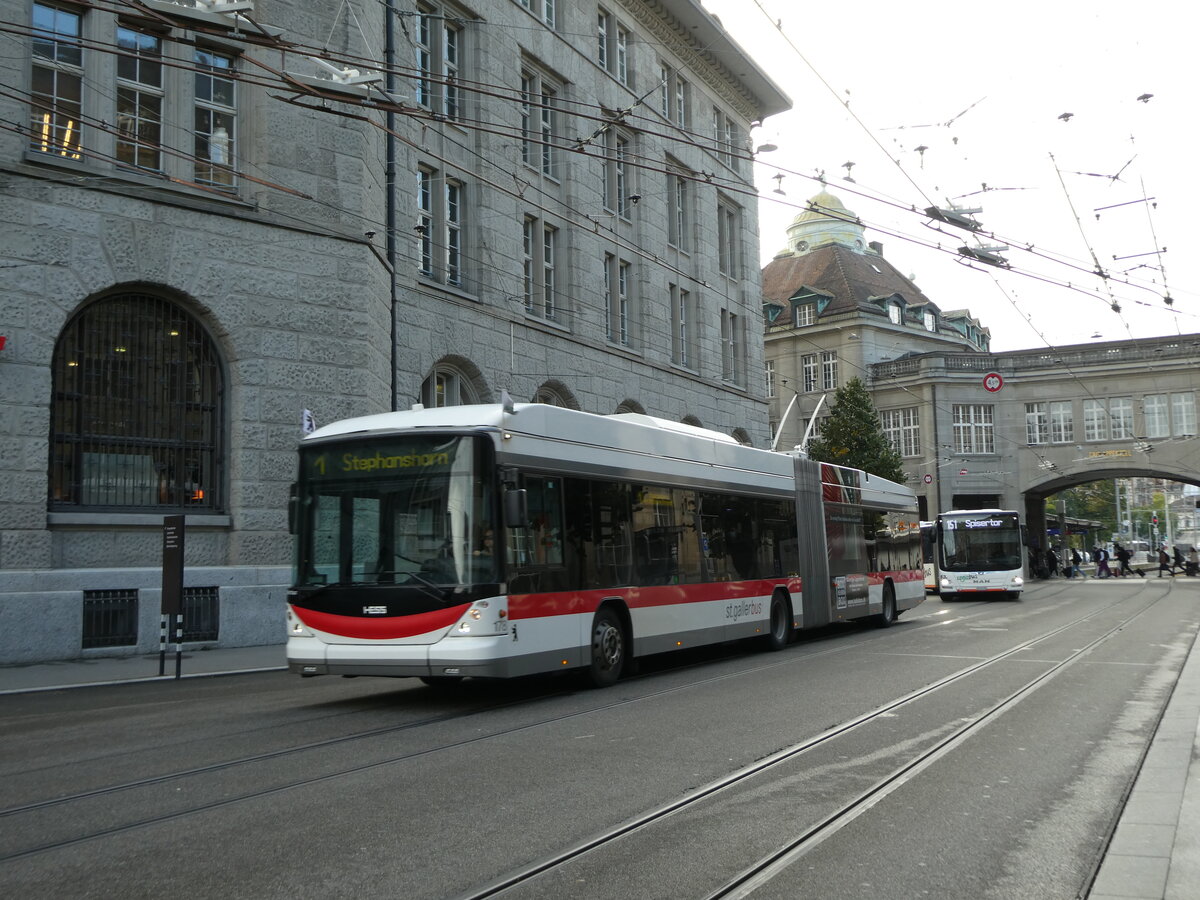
xmin=0 ymin=0 xmax=788 ymax=663
xmin=763 ymin=191 xmax=1200 ymax=543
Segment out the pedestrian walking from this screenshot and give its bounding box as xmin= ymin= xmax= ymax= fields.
xmin=1070 ymin=548 xmax=1086 ymax=579
xmin=1046 ymin=547 xmax=1059 ymax=578
xmin=1157 ymin=545 xmax=1176 ymax=577
xmin=1094 ymin=546 xmax=1112 ymax=578
xmin=1114 ymin=543 xmax=1143 ymax=578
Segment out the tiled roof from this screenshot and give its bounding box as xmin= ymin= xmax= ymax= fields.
xmin=762 ymin=243 xmax=935 ymax=317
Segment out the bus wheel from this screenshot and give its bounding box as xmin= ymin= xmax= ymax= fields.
xmin=587 ymin=607 xmax=626 ymax=688
xmin=766 ymin=593 xmax=791 ymax=651
xmin=876 ymin=584 xmax=897 ymax=628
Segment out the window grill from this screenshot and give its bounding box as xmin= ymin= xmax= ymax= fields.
xmin=82 ymin=589 xmax=139 ymax=648
xmin=50 ymin=294 xmax=223 ymax=510
xmin=182 ymin=586 xmax=220 ymax=642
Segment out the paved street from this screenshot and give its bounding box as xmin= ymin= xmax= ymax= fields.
xmin=2 ymin=577 xmax=1199 ymax=899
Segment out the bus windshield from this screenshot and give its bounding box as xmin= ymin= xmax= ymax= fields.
xmin=293 ymin=435 xmax=494 ymax=590
xmin=939 ymin=513 xmax=1022 ymax=572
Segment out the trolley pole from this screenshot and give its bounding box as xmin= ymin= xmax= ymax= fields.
xmin=161 ymin=515 xmax=185 ymax=679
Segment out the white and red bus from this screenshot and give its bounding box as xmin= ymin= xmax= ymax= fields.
xmin=286 ymin=404 xmax=923 ymax=687
xmin=920 ymin=521 xmax=938 ymax=592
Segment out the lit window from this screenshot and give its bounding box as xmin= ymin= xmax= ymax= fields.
xmin=29 ymin=2 xmax=83 ymax=160
xmin=194 ymin=49 xmax=236 ymax=188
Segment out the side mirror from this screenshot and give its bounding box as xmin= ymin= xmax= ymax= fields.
xmin=504 ymin=488 xmax=528 ymax=529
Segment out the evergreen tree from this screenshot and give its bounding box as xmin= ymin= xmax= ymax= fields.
xmin=804 ymin=377 xmax=907 ymax=483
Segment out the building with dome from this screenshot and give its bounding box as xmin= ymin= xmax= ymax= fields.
xmin=763 ymin=190 xmax=990 ymax=455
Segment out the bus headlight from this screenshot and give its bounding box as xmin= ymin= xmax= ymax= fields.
xmin=1011 ymin=576 xmax=1024 ymax=586
xmin=939 ymin=576 xmax=951 ymax=588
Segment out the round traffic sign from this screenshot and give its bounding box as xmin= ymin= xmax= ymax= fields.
xmin=983 ymin=372 xmax=1004 ymax=392
xmin=923 ymin=474 xmax=933 ymax=484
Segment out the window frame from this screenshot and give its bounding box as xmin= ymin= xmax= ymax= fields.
xmin=953 ymin=404 xmax=995 ymax=455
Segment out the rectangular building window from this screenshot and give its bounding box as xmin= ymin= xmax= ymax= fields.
xmin=1109 ymin=396 xmax=1133 ymax=439
xmin=417 ymin=167 xmax=466 ymax=287
xmin=597 ymin=8 xmax=630 ymax=84
xmin=821 ymin=350 xmax=838 ymax=391
xmin=666 ymin=169 xmax=690 ymax=250
xmin=523 ymin=215 xmax=556 ymax=319
xmin=194 ymin=49 xmax=236 ymax=188
xmin=802 ymin=353 xmax=817 ymax=393
xmin=1173 ymin=392 xmax=1197 ymax=436
xmin=881 ymin=407 xmax=921 ymax=457
xmin=520 ymin=68 xmax=559 ymax=178
xmin=795 ymin=303 xmax=816 ymax=327
xmin=29 ymin=2 xmax=84 ymax=160
xmin=657 ymin=63 xmax=689 ymax=127
xmin=517 ymin=0 xmax=555 ymax=28
xmin=671 ymin=284 xmax=692 ymax=367
xmin=1050 ymin=401 xmax=1073 ymax=443
xmin=1144 ymin=394 xmax=1169 ymax=439
xmin=1083 ymin=399 xmax=1109 ymax=441
xmin=717 ymin=198 xmax=740 ymax=279
xmin=604 ymin=254 xmax=632 ymax=344
xmin=953 ymin=404 xmax=995 ymax=454
xmin=602 ymin=129 xmax=631 ymax=218
xmin=720 ymin=309 xmax=741 ymax=384
xmin=1025 ymin=402 xmax=1048 ymax=445
xmin=415 ymin=4 xmax=463 ymax=121
xmin=711 ymin=106 xmax=738 ymax=171
xmin=765 ymin=359 xmax=775 ymax=398
xmin=116 ymin=24 xmax=164 ymax=171
xmin=923 ymin=310 xmax=937 ymax=332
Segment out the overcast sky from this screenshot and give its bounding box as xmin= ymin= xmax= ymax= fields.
xmin=700 ymin=0 xmax=1197 ymax=352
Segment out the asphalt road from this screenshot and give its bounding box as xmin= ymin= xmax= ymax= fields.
xmin=2 ymin=577 xmax=1197 ymax=899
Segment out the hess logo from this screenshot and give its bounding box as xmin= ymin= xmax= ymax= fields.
xmin=363 ymin=605 xmax=388 ymax=615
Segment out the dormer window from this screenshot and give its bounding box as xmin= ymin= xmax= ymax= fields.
xmin=795 ymin=303 xmax=816 ymax=327
xmin=888 ymin=303 xmax=903 ymax=325
xmin=924 ymin=310 xmax=936 ymax=332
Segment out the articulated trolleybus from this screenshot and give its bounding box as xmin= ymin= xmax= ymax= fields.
xmin=287 ymin=404 xmax=923 ymax=687
xmin=932 ymin=509 xmax=1025 ymax=600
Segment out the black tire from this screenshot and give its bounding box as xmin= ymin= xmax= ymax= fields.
xmin=766 ymin=592 xmax=791 ymax=651
xmin=587 ymin=606 xmax=626 ymax=688
xmin=876 ymin=583 xmax=897 ymax=628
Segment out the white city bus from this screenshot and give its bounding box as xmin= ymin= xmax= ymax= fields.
xmin=286 ymin=404 xmax=924 ymax=686
xmin=933 ymin=509 xmax=1026 ymax=600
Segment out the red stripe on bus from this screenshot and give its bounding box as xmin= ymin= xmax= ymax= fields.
xmin=508 ymin=578 xmax=803 ymax=620
xmin=294 ymin=603 xmax=471 ymax=639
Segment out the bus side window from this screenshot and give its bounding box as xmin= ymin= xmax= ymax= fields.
xmin=522 ymin=475 xmax=564 ymax=567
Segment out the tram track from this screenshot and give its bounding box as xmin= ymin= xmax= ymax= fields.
xmin=0 ymin=583 xmax=1114 ymax=866
xmin=456 ymin=586 xmax=1168 ymax=899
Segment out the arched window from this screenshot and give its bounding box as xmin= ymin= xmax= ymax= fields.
xmin=732 ymin=428 xmax=751 ymax=446
xmin=421 ymin=362 xmax=481 ymax=407
xmin=681 ymin=415 xmax=703 ymax=428
xmin=532 ymin=380 xmax=578 ymax=409
xmin=614 ymin=399 xmax=644 ymax=415
xmin=50 ymin=293 xmax=224 ymax=510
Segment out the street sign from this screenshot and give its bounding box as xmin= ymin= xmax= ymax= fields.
xmin=959 ymin=468 xmax=968 ymax=476
xmin=923 ymin=474 xmax=933 ymax=484
xmin=983 ymin=372 xmax=1004 ymax=393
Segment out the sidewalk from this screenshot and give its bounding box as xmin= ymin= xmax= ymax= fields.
xmin=0 ymin=644 xmax=286 ymax=694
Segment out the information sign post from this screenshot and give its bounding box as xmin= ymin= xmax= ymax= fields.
xmin=160 ymin=515 xmax=185 ymax=678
